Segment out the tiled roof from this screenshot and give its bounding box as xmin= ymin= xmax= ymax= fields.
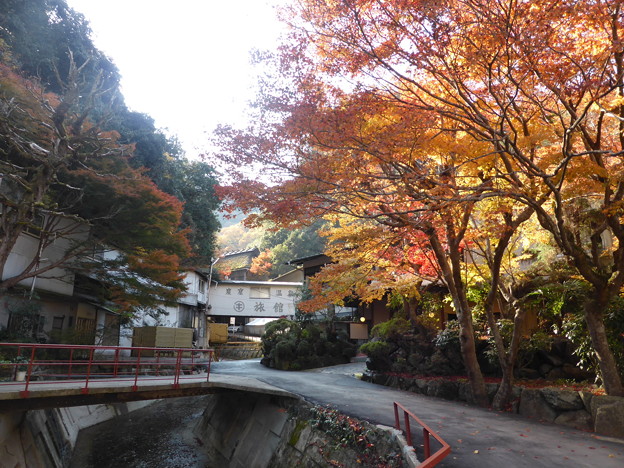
xmin=215 ymin=247 xmax=260 ymax=273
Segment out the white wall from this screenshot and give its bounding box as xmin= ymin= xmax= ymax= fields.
xmin=208 ymin=280 xmax=302 ymax=319
xmin=3 ymin=219 xmax=89 ymax=296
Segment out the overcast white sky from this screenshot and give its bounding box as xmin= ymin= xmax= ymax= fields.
xmin=66 ymin=0 xmax=286 ymax=158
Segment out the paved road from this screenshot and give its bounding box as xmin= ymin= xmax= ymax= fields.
xmin=211 ymin=359 xmax=624 ymax=468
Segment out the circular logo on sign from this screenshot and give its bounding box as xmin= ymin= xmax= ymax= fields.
xmin=233 ymin=301 xmax=245 ymax=312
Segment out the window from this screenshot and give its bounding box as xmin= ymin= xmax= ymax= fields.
xmin=250 ymin=287 xmax=270 ymax=299
xmin=52 ymin=316 xmax=64 ymax=331
xmin=198 ymin=278 xmax=206 ymax=294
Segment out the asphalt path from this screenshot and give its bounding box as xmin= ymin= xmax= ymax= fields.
xmin=211 ymin=359 xmax=624 ymax=468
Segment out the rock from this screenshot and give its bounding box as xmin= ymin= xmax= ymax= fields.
xmin=561 ymin=363 xmax=592 ymax=381
xmin=486 ymin=383 xmax=500 ymax=402
xmin=538 ymin=363 xmax=553 ymax=377
xmin=546 ymin=367 xmax=566 ymax=380
xmin=457 ymin=382 xmax=473 ymax=403
xmin=540 ymin=387 xmax=584 ymax=411
xmin=538 ymin=350 xmax=564 ymax=367
xmin=554 ymin=410 xmax=592 ymax=431
xmin=518 ymin=388 xmax=557 ymax=422
xmin=589 ymin=395 xmax=623 ymax=419
xmin=371 ymin=373 xmax=389 ymax=386
xmin=426 ymin=380 xmax=458 ymax=400
xmin=579 ymin=391 xmax=593 ymax=413
xmin=516 ymin=368 xmax=540 ymax=379
xmin=590 ymin=396 xmax=624 ymax=439
xmin=414 ymin=378 xmax=429 ymax=392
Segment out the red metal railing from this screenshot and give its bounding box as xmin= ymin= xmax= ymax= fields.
xmin=393 ymin=401 xmax=451 ymax=467
xmin=0 ymin=342 xmax=213 ymax=397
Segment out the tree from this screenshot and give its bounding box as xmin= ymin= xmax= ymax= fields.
xmin=260 ymin=220 xmax=326 ymax=277
xmin=1 ymin=0 xmax=221 ymax=267
xmin=229 ymin=0 xmax=624 ymax=396
xmin=214 ymin=0 xmax=624 ymax=401
xmin=0 ymin=58 xmax=189 ymax=315
xmin=0 ymin=0 xmax=120 ymax=98
xmin=288 ymin=0 xmax=624 ymax=397
xmin=216 ymin=83 xmax=501 ymax=405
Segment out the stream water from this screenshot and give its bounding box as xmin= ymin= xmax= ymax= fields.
xmin=69 ymin=396 xmax=212 ymax=468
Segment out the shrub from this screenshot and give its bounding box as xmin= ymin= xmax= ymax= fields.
xmin=370 ymin=317 xmax=411 ymax=340
xmin=261 ymin=320 xmax=356 ymax=371
xmin=359 ymin=340 xmax=394 ymax=372
xmin=433 ymin=320 xmax=462 ymax=349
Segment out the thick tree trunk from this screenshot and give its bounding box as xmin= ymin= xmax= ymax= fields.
xmin=491 ymin=304 xmax=526 ymax=410
xmin=455 ymin=301 xmax=489 ymax=407
xmin=585 ymin=295 xmax=624 ymax=396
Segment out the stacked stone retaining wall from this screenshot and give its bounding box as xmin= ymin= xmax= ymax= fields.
xmin=364 ymin=372 xmax=624 ymax=439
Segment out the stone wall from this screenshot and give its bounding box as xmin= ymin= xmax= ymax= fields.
xmin=365 ymin=373 xmax=624 ymax=439
xmin=193 ymin=391 xmax=415 ymax=467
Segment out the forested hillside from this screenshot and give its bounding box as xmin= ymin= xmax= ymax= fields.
xmin=0 ymin=0 xmax=220 ymax=312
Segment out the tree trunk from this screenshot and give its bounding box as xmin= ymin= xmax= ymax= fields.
xmin=455 ymin=300 xmax=489 ymax=407
xmin=490 ymin=301 xmax=526 ymax=410
xmin=585 ymin=295 xmax=624 ymax=396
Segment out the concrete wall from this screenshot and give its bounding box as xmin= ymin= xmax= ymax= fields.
xmin=1 ymin=392 xmax=412 ymax=468
xmin=193 ymin=392 xmax=412 ymax=468
xmin=0 ymin=400 xmax=155 ymax=468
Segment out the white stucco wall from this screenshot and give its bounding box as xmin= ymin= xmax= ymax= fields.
xmin=2 ymin=219 xmax=89 ymax=296
xmin=208 ymin=280 xmax=302 ymax=319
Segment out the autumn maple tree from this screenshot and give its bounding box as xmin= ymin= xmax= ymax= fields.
xmin=214 ymin=0 xmax=624 ymax=399
xmin=0 ymin=57 xmax=189 ymax=314
xmin=217 ymin=80 xmax=519 ymax=405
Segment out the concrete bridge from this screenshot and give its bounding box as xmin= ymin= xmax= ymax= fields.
xmin=0 ymin=342 xmax=291 ymax=412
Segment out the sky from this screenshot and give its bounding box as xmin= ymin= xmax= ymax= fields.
xmin=66 ymin=0 xmax=286 ymax=158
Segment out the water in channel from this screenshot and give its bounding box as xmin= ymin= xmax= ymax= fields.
xmin=70 ymin=396 xmax=212 ymax=468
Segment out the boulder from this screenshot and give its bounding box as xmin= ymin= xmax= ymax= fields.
xmin=579 ymin=391 xmax=593 ymax=413
xmin=486 ymin=383 xmax=500 ymax=402
xmin=516 ymin=368 xmax=540 ymax=379
xmin=538 ymin=363 xmax=553 ymax=377
xmin=413 ymin=378 xmax=429 ymax=393
xmin=590 ymin=396 xmax=624 ymax=439
xmin=554 ymin=409 xmax=592 ymax=431
xmin=545 ymin=367 xmax=566 ymax=380
xmin=457 ymin=382 xmax=473 ymax=403
xmin=561 ymin=363 xmax=592 ymax=381
xmin=518 ymin=388 xmax=557 ymax=422
xmin=538 ymin=350 xmax=564 ymax=367
xmin=540 ymin=387 xmax=584 ymax=411
xmin=426 ymin=380 xmax=459 ymax=400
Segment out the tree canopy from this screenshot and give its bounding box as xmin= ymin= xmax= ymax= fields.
xmin=0 ymin=0 xmax=221 ymax=266
xmin=214 ymin=0 xmax=624 ymax=398
xmin=0 ymin=0 xmax=221 ymax=314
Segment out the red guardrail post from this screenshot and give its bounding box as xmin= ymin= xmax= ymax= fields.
xmin=392 ymin=401 xmax=451 ymax=467
xmin=132 ymin=349 xmax=142 ymax=391
xmin=206 ymin=350 xmax=212 ymax=382
xmin=394 ymin=402 xmax=400 ymax=430
xmin=82 ymin=347 xmax=95 ymax=394
xmin=404 ymin=410 xmax=412 ymax=446
xmin=155 ymin=350 xmax=161 ymax=376
xmin=69 ymin=348 xmax=74 ymax=378
xmin=113 ymin=348 xmax=120 ymax=377
xmin=423 ymin=428 xmax=431 ymax=459
xmin=173 ymin=349 xmax=182 ymax=388
xmin=19 ymin=346 xmax=36 ymax=397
